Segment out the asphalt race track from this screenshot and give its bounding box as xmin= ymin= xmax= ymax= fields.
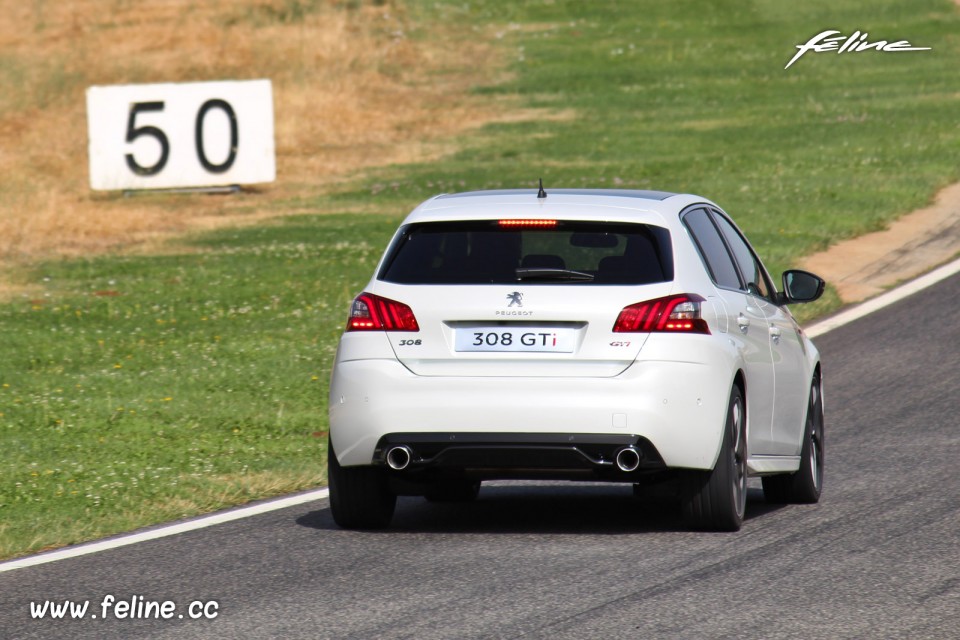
xmin=2 ymin=274 xmax=959 ymax=639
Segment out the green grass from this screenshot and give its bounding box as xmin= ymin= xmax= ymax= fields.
xmin=331 ymin=0 xmax=960 ymax=289
xmin=0 ymin=214 xmax=399 ymax=557
xmin=4 ymin=0 xmax=960 ymax=558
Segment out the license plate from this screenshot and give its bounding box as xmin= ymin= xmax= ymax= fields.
xmin=455 ymin=328 xmax=576 ymax=353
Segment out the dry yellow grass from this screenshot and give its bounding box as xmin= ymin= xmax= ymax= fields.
xmin=0 ymin=0 xmax=510 ymax=264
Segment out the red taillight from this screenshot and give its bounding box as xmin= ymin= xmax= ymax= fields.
xmin=613 ymin=294 xmax=710 ymax=334
xmin=498 ymin=219 xmax=558 ymax=228
xmin=346 ymin=293 xmax=419 ymax=332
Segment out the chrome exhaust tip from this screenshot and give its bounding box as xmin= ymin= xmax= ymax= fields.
xmin=385 ymin=445 xmax=413 ymax=471
xmin=615 ymin=447 xmax=641 ymax=472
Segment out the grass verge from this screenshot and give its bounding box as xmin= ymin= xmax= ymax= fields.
xmin=1 ymin=213 xmax=398 ymax=559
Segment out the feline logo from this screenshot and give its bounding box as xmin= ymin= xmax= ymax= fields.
xmin=785 ymin=30 xmax=930 ymax=70
xmin=506 ymin=292 xmax=523 ymax=308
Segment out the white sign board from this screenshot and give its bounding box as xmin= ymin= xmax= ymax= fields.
xmin=87 ymin=79 xmax=275 ymax=191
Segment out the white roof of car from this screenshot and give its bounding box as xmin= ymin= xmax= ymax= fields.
xmin=404 ymin=189 xmax=714 ymax=226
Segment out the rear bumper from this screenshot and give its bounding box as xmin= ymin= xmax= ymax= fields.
xmin=329 ymin=351 xmax=735 ymax=472
xmin=373 ymin=432 xmax=666 ymax=483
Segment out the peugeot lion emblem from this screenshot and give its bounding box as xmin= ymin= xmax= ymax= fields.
xmin=506 ymin=292 xmax=523 ymax=308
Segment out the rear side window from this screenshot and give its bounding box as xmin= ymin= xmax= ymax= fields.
xmin=682 ymin=208 xmax=742 ymax=290
xmin=379 ymin=220 xmax=673 ymax=285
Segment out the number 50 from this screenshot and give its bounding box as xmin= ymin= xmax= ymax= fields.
xmin=125 ymin=99 xmax=239 ymax=176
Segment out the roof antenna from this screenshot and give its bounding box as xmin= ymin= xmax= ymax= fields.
xmin=537 ymin=178 xmax=547 ymax=199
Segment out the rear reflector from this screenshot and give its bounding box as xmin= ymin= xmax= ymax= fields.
xmin=346 ymin=293 xmax=419 ymax=332
xmin=613 ymin=294 xmax=710 ymax=334
xmin=498 ymin=219 xmax=558 ymax=228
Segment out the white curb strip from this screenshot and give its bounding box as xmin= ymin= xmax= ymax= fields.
xmin=805 ymin=256 xmax=960 ymax=338
xmin=0 ymin=489 xmax=329 ymax=573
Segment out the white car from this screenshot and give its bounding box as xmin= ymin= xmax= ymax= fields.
xmin=328 ymin=188 xmax=825 ymax=531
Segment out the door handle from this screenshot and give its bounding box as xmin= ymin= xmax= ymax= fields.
xmin=769 ymin=325 xmax=782 ymax=344
xmin=737 ymin=314 xmax=750 ymax=333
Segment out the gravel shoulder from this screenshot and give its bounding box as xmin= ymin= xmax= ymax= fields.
xmin=802 ymin=182 xmax=960 ymax=303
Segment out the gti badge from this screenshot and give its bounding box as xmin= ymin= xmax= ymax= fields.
xmin=506 ymin=292 xmax=523 ymax=308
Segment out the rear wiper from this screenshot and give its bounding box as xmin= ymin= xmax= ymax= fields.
xmin=514 ymin=268 xmax=595 ymax=282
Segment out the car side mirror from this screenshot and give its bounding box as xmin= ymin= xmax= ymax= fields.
xmin=779 ymin=270 xmax=825 ymax=305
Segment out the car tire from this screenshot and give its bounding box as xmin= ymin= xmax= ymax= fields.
xmin=424 ymin=480 xmax=481 ymax=503
xmin=681 ymin=385 xmax=747 ymax=531
xmin=762 ymin=374 xmax=824 ymax=504
xmin=328 ymin=438 xmax=396 ymax=529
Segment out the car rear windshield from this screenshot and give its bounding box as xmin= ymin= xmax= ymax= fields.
xmin=378 ymin=220 xmax=673 ymax=285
